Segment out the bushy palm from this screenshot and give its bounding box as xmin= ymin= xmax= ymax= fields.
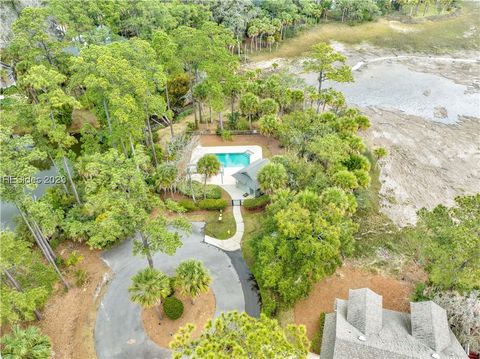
xmin=129 ymin=268 xmax=171 ymax=319
xmin=175 ymin=260 xmax=211 ymax=304
xmin=1 ymin=325 xmax=51 ymax=359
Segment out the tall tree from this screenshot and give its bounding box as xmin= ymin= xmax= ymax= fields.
xmin=407 ymin=194 xmax=480 ymax=291
xmin=196 ymin=154 xmax=221 ymax=198
xmin=21 ymin=65 xmax=82 ymax=205
xmin=5 ymin=7 xmax=65 ymax=77
xmin=257 ymin=162 xmax=288 ymax=195
xmin=0 ymin=122 xmax=68 ymax=288
xmin=240 ymin=92 xmax=259 ymax=130
xmin=0 ymin=231 xmax=55 ymax=325
xmin=304 ymin=43 xmax=353 ymax=113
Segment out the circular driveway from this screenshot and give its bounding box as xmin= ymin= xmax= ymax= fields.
xmin=95 ymin=222 xmax=248 ymax=359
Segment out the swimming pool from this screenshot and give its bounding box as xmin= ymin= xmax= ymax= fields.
xmin=215 ymin=152 xmax=251 ymax=167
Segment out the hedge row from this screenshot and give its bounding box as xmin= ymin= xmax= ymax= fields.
xmin=178 ymin=199 xmax=197 ymax=212
xmin=178 ymin=198 xmax=228 ymax=211
xmin=310 ymin=312 xmax=326 ymax=354
xmin=198 ymin=199 xmax=228 ymax=210
xmin=243 ymin=195 xmax=270 ymax=210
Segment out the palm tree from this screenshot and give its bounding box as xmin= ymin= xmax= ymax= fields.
xmin=129 ymin=268 xmax=171 ymax=320
xmin=1 ymin=325 xmax=52 ymax=359
xmin=175 ymin=259 xmax=211 ymax=304
xmin=196 ymin=154 xmax=221 ymax=198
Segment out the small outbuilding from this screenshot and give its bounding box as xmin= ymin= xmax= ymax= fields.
xmin=232 ymin=158 xmax=269 ymax=197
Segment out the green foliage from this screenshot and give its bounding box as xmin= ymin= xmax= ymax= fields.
xmin=163 ymin=296 xmax=184 ymax=320
xmin=1 ymin=325 xmax=52 ymax=359
xmin=197 ymin=199 xmax=228 ymax=211
xmin=170 ymin=311 xmax=310 ymax=358
xmin=406 ymin=194 xmax=480 ymax=291
xmin=220 ymin=129 xmax=233 ymax=141
xmin=243 ymin=195 xmax=270 ymax=211
xmin=74 ymin=269 xmax=89 ymax=287
xmin=334 ymin=0 xmax=381 ymax=23
xmin=373 ymin=147 xmax=388 ymax=159
xmin=129 ymin=268 xmax=171 ymax=309
xmin=197 ymin=154 xmax=221 ymax=179
xmin=332 ymin=170 xmax=359 ymax=190
xmin=0 ymin=231 xmax=55 ymax=326
xmin=178 ymin=181 xmax=222 ymax=199
xmin=175 ymin=260 xmax=211 ymax=302
xmin=252 ymin=189 xmax=358 ymax=310
xmin=197 ymin=154 xmax=221 ymax=198
xmin=257 ymin=162 xmax=288 ymax=194
xmin=258 ymin=114 xmax=279 ymax=138
xmin=178 ymin=199 xmax=197 ymax=212
xmin=65 ymin=250 xmax=84 ymax=267
xmin=311 ymin=312 xmax=326 ymax=354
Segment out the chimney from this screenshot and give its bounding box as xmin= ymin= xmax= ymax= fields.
xmin=347 ymin=288 xmax=383 ymax=335
xmin=410 ymin=301 xmax=451 ymax=352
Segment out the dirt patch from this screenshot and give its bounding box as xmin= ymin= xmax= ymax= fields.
xmin=38 ymin=242 xmax=110 ymax=359
xmin=70 ymin=109 xmax=100 ymax=133
xmin=362 ymin=107 xmax=480 ymax=226
xmin=293 ymin=262 xmax=418 ymax=340
xmin=142 ymin=289 xmax=215 ymax=348
xmin=199 ymin=134 xmax=284 ymax=158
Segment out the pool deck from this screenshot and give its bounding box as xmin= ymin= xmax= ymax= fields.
xmin=190 ymin=145 xmax=262 ymax=186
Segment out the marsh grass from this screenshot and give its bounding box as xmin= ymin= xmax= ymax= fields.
xmin=251 ymin=2 xmax=480 ymax=61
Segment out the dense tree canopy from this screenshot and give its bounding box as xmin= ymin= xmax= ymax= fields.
xmin=408 ymin=194 xmax=480 ymax=291
xmin=170 ymin=311 xmax=309 ymax=359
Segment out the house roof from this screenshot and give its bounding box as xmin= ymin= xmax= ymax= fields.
xmin=232 ymin=158 xmax=269 ymax=191
xmin=320 ymin=288 xmax=468 ymax=359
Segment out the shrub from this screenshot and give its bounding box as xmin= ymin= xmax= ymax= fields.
xmin=178 ymin=181 xmax=221 ymax=199
xmin=227 ymin=111 xmax=240 ymax=129
xmin=373 ymin=147 xmax=388 ymax=159
xmin=163 ymin=296 xmax=184 ymax=320
xmin=259 ymin=287 xmax=277 ymax=317
xmin=198 ymin=199 xmax=228 ymax=210
xmin=311 ymin=312 xmax=326 ymax=354
xmin=221 ymin=130 xmax=232 ymax=141
xmin=65 ymin=250 xmax=84 ymax=267
xmin=236 ymin=118 xmax=250 ymax=131
xmin=186 ymin=121 xmax=198 ymax=133
xmin=244 ymin=195 xmax=270 ymax=210
xmin=178 ymin=199 xmax=197 ymax=212
xmin=74 ymin=269 xmax=89 ymax=287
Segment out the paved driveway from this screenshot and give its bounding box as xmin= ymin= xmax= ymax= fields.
xmin=95 ymin=222 xmax=246 ymax=359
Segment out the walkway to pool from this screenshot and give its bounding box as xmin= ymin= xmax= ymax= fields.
xmin=204 ymin=185 xmax=244 ymax=251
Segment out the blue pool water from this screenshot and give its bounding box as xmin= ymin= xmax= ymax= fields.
xmin=215 ymin=152 xmax=251 ymax=167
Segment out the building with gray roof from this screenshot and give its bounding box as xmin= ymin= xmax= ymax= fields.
xmin=232 ymin=158 xmax=269 ymax=197
xmin=320 ymin=288 xmax=467 ymax=359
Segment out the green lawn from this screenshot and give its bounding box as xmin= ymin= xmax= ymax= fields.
xmin=204 ymin=208 xmax=236 ymax=239
xmin=240 ymin=208 xmax=267 ymax=268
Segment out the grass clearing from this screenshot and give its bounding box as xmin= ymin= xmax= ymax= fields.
xmin=251 ymin=2 xmax=480 ymax=61
xmin=240 ymin=208 xmax=267 ymax=268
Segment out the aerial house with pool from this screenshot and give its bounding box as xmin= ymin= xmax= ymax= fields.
xmin=189 ymin=145 xmax=265 ymax=199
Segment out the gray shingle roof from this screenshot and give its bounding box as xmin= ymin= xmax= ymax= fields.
xmin=231 ymin=158 xmax=269 ymax=191
xmin=346 ymin=288 xmax=383 ymax=335
xmin=319 ymin=288 xmax=468 ymax=359
xmin=411 ymin=301 xmax=451 ymax=353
